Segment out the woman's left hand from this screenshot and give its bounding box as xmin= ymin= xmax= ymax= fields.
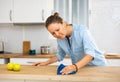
xmin=60 ymin=65 xmax=76 ymax=75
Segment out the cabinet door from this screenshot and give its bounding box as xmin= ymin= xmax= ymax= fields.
xmin=13 ymin=0 xmax=53 ymax=23
xmin=50 ymin=58 xmax=72 ymax=65
xmin=10 ymin=58 xmax=49 ymax=65
xmin=41 ymin=0 xmax=54 ymax=22
xmin=10 ymin=58 xmax=72 ymax=65
xmin=106 ymin=59 xmax=120 ymax=66
xmin=0 ymin=0 xmax=13 ymax=23
xmin=0 ymin=59 xmax=5 ymax=64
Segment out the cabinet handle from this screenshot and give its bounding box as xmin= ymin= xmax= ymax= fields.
xmin=42 ymin=9 xmax=44 ymax=21
xmin=9 ymin=10 xmax=12 ymax=21
xmin=27 ymin=61 xmax=35 ymax=64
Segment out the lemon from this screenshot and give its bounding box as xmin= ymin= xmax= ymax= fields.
xmin=13 ymin=64 xmax=21 ymax=71
xmin=7 ymin=62 xmax=14 ymax=71
xmin=7 ymin=62 xmax=21 ymax=71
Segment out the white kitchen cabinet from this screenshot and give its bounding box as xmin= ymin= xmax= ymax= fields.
xmin=13 ymin=0 xmax=53 ymax=23
xmin=10 ymin=58 xmax=72 ymax=65
xmin=10 ymin=58 xmax=48 ymax=65
xmin=0 ymin=0 xmax=13 ymax=23
xmin=106 ymin=59 xmax=120 ymax=66
xmin=51 ymin=58 xmax=72 ymax=65
xmin=0 ymin=58 xmax=5 ymax=64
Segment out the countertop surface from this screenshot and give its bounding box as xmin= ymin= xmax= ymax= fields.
xmin=0 ymin=53 xmax=56 ymax=58
xmin=0 ymin=53 xmax=120 ymax=59
xmin=0 ymin=64 xmax=120 ymax=81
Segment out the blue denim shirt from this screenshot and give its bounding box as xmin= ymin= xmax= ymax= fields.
xmin=56 ymin=24 xmax=107 ymax=66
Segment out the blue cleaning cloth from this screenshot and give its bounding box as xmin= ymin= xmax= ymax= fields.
xmin=57 ymin=64 xmax=76 ymax=75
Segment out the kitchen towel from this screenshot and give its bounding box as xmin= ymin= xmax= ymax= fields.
xmin=57 ymin=64 xmax=76 ymax=75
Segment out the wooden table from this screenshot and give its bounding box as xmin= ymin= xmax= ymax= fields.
xmin=0 ymin=64 xmax=120 ymax=82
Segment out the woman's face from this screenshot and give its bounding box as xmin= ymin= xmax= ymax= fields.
xmin=47 ymin=22 xmax=67 ymax=39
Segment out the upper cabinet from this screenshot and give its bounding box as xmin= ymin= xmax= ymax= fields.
xmin=0 ymin=0 xmax=88 ymax=24
xmin=0 ymin=0 xmax=53 ymax=23
xmin=13 ymin=0 xmax=53 ymax=23
xmin=0 ymin=0 xmax=13 ymax=23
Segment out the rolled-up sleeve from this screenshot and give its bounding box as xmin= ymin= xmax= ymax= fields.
xmin=56 ymin=44 xmax=66 ymax=61
xmin=82 ymin=28 xmax=97 ymax=58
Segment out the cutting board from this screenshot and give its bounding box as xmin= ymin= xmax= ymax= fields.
xmin=23 ymin=41 xmax=31 ymax=55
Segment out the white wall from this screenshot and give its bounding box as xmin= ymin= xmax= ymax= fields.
xmin=0 ymin=0 xmax=120 ymax=54
xmin=89 ymin=0 xmax=120 ymax=53
xmin=0 ymin=24 xmax=57 ymax=53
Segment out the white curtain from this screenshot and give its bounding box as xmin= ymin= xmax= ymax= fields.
xmin=54 ymin=0 xmax=88 ymax=26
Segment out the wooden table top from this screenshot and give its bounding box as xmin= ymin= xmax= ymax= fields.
xmin=0 ymin=64 xmax=120 ymax=81
xmin=0 ymin=53 xmax=56 ymax=58
xmin=0 ymin=53 xmax=120 ymax=59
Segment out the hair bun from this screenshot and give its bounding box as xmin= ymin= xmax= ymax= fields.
xmin=54 ymin=12 xmax=59 ymax=17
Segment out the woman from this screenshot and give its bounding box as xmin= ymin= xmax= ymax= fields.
xmin=33 ymin=12 xmax=107 ymax=75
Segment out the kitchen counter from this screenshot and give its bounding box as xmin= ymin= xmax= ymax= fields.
xmin=0 ymin=53 xmax=120 ymax=65
xmin=0 ymin=64 xmax=120 ymax=82
xmin=0 ymin=53 xmax=120 ymax=59
xmin=0 ymin=53 xmax=56 ymax=58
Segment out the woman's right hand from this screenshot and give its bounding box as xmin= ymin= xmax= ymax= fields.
xmin=32 ymin=61 xmax=48 ymax=66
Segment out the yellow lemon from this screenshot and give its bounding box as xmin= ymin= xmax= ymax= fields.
xmin=13 ymin=64 xmax=21 ymax=71
xmin=7 ymin=62 xmax=14 ymax=71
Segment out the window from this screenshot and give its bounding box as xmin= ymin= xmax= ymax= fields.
xmin=54 ymin=0 xmax=88 ymax=26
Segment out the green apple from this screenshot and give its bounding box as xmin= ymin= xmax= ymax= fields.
xmin=7 ymin=62 xmax=14 ymax=71
xmin=13 ymin=64 xmax=21 ymax=71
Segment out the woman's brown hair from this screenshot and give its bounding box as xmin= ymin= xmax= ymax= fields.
xmin=45 ymin=12 xmax=63 ymax=28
